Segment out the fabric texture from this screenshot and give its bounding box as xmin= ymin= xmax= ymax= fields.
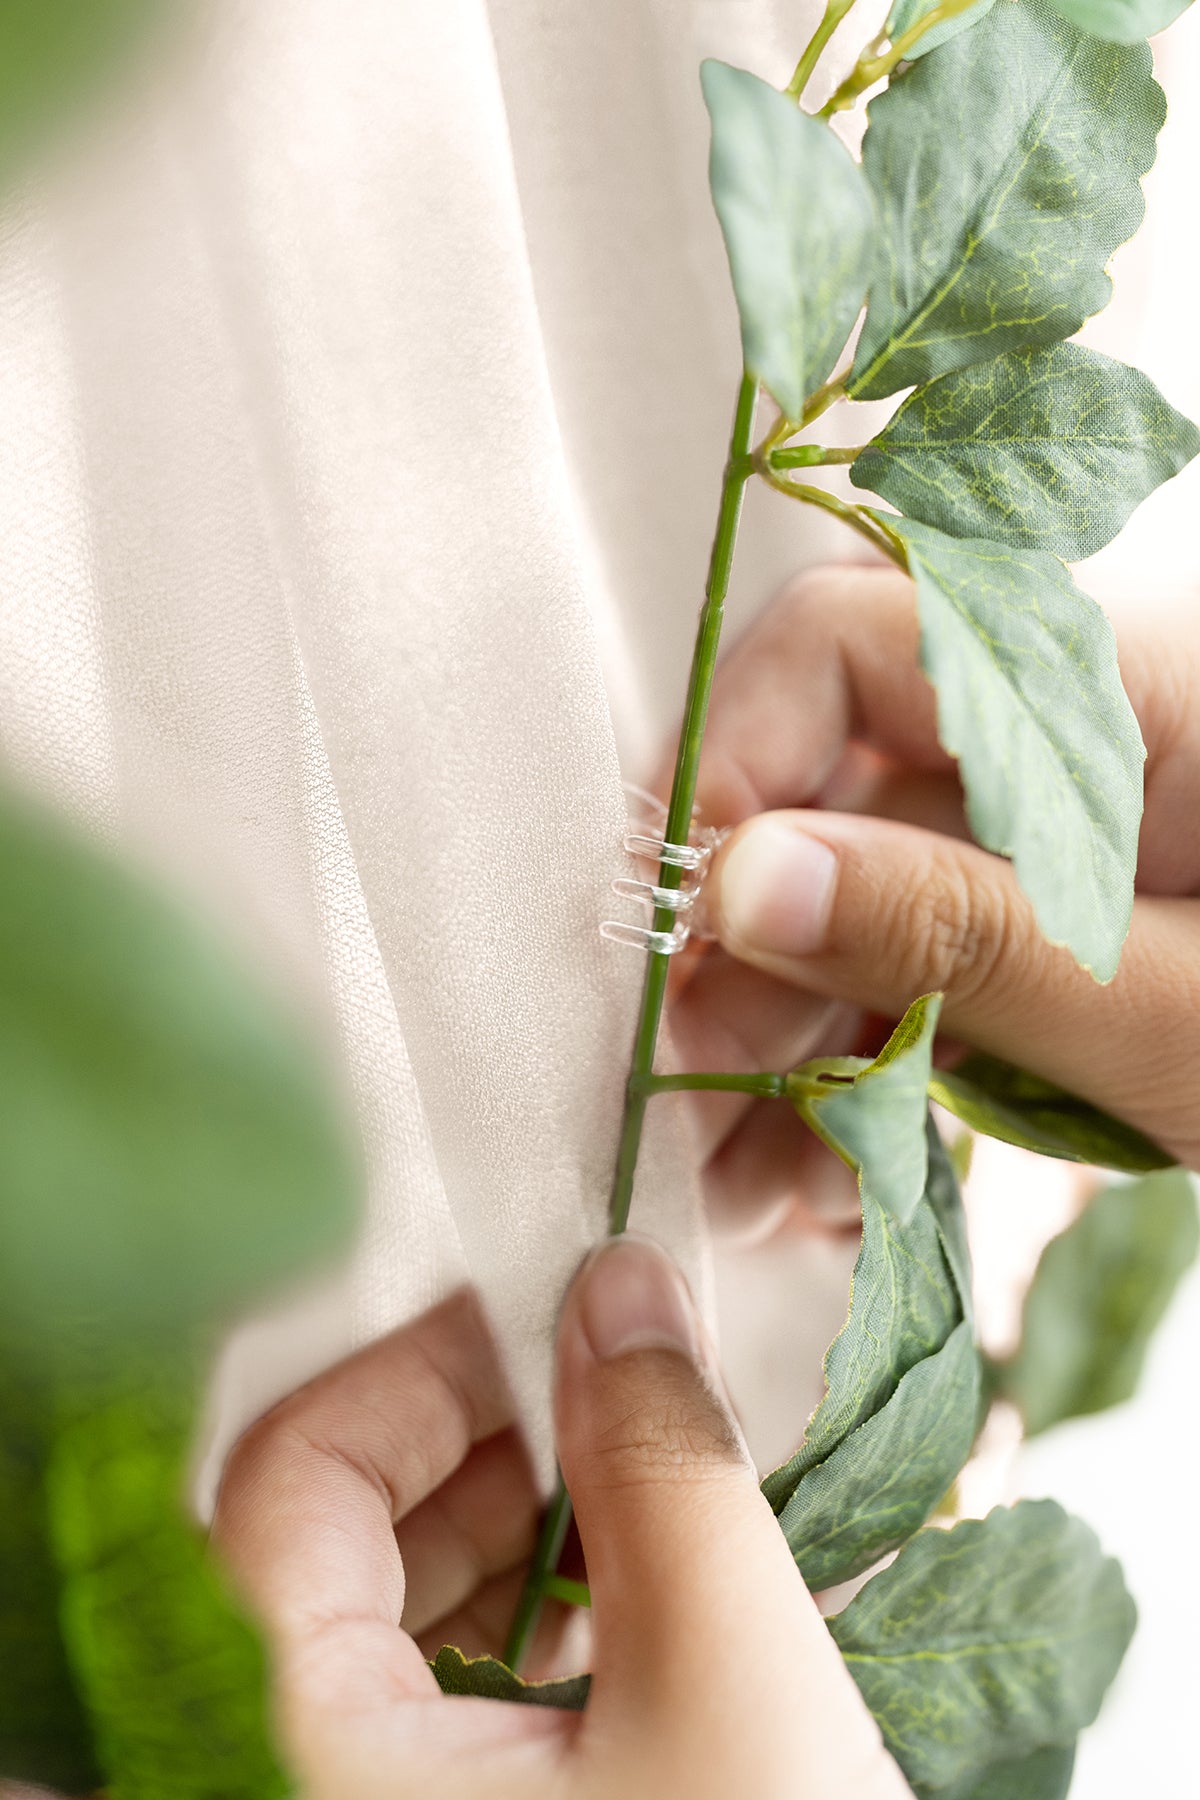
xmin=0 ymin=0 xmax=843 ymax=1493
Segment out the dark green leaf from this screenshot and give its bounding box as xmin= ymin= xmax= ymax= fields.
xmin=0 ymin=1350 xmax=100 ymax=1795
xmin=779 ymin=1320 xmax=980 ymax=1589
xmin=0 ymin=0 xmax=159 ymax=190
xmin=830 ymin=1501 xmax=1136 ymax=1794
xmin=886 ymin=0 xmax=996 ymax=57
xmin=788 ymin=994 xmax=943 ymax=1225
xmin=929 ymin=1052 xmax=1173 ymax=1172
xmin=852 ymin=345 xmax=1200 ymax=558
xmin=0 ymin=787 xmax=360 ymax=1357
xmin=701 ymin=60 xmax=873 ymax=418
xmin=850 ymin=2 xmax=1164 ymax=401
xmin=994 ymin=1169 xmax=1199 ymax=1435
xmin=430 ymin=1646 xmax=590 ymax=1711
xmin=925 ymin=1741 xmax=1077 ymax=1800
xmin=1046 ymin=0 xmax=1195 ymax=45
xmin=880 ymin=517 xmax=1144 ymax=981
xmin=47 ymin=1375 xmax=291 ymax=1800
xmin=762 ymin=1124 xmax=967 ymax=1510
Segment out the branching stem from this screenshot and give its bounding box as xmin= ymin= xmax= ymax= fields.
xmin=503 ymin=374 xmax=759 ymax=1671
xmin=786 ymin=0 xmax=859 ymax=102
xmin=636 ymin=1071 xmax=787 ymax=1099
xmin=820 ymin=0 xmax=981 ymax=116
xmin=760 ymin=468 xmax=908 ymax=566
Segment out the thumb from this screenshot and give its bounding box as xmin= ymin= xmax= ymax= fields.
xmin=554 ymin=1236 xmax=904 ymax=1792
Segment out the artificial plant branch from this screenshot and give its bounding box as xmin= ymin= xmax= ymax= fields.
xmin=820 ymin=0 xmax=983 ymax=116
xmin=786 ymin=0 xmax=860 ymax=102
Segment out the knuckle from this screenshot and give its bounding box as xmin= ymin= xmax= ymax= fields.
xmin=581 ymin=1362 xmax=745 ymax=1493
xmin=896 ymin=848 xmax=1014 ymax=1006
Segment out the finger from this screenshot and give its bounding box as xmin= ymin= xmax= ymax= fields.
xmin=695 ymin=567 xmax=1200 ymax=892
xmin=213 ymin=1288 xmax=512 ymax=1660
xmin=710 ymin=808 xmax=1200 ymax=1167
xmin=705 ymin=1103 xmax=864 ymax=1242
xmin=694 ymin=564 xmax=950 ymax=829
xmin=553 ymin=1237 xmax=907 ymax=1794
xmin=396 ymin=1427 xmax=539 ymax=1636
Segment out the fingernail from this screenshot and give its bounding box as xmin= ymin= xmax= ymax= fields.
xmin=575 ymin=1236 xmax=700 ymax=1363
xmin=718 ymin=818 xmax=837 ymax=958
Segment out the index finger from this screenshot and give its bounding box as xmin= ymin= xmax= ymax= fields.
xmin=212 ymin=1288 xmax=513 ymax=1666
xmin=693 ymin=564 xmax=951 ymax=830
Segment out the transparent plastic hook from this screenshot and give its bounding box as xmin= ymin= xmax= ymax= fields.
xmin=601 ymin=784 xmax=723 ymax=956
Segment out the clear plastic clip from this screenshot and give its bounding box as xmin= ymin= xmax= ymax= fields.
xmin=600 ymin=784 xmax=722 ymax=956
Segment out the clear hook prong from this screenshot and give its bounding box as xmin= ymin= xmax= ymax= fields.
xmin=611 ymin=876 xmax=696 ymax=914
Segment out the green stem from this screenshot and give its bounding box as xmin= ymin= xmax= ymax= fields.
xmin=820 ymin=0 xmax=981 ymax=116
xmin=761 ymin=468 xmax=908 ymax=567
xmin=785 ymin=0 xmax=859 ymax=101
xmin=636 ymin=1071 xmax=787 ymax=1099
xmin=542 ymin=1574 xmax=592 ymax=1609
xmin=769 ymin=444 xmax=864 ymax=469
xmin=503 ymin=374 xmax=759 ymax=1674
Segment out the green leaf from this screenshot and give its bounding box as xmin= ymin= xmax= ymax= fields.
xmin=762 ymin=1123 xmax=968 ymax=1511
xmin=0 ymin=787 xmax=360 ymax=1358
xmin=886 ymin=0 xmax=996 ymax=58
xmin=430 ymin=1646 xmax=590 ymax=1711
xmin=852 ymin=345 xmax=1200 ymax=559
xmin=850 ymin=1 xmax=1164 ymax=401
xmin=788 ymin=994 xmax=943 ymax=1225
xmin=0 ymin=0 xmax=158 ymax=190
xmin=779 ymin=1319 xmax=980 ymax=1589
xmin=829 ymin=1500 xmax=1136 ymax=1794
xmin=48 ymin=1374 xmax=291 ymax=1800
xmin=929 ymin=1051 xmax=1173 ymax=1172
xmin=994 ymin=1169 xmax=1199 ymax=1435
xmin=880 ymin=517 xmax=1144 ymax=981
xmin=1046 ymin=0 xmax=1195 ymax=45
xmin=0 ymin=1350 xmax=101 ymax=1795
xmin=926 ymin=1741 xmax=1077 ymax=1800
xmin=701 ymin=59 xmax=874 ymax=418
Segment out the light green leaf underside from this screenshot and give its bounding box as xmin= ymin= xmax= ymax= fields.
xmin=852 ymin=344 xmax=1200 ymax=558
xmin=886 ymin=0 xmax=996 ymax=57
xmin=49 ymin=1380 xmax=290 ymax=1799
xmin=0 ymin=787 xmax=360 ymax=1357
xmin=1047 ymin=0 xmax=1195 ymax=44
xmin=701 ymin=59 xmax=873 ymax=419
xmin=830 ymin=1500 xmax=1136 ymax=1794
xmin=430 ymin=1647 xmax=590 ymax=1711
xmin=930 ymin=1052 xmax=1173 ymax=1172
xmin=790 ymin=994 xmax=943 ymax=1225
xmin=925 ymin=1740 xmax=1077 ymax=1800
xmin=762 ymin=1123 xmax=966 ymax=1511
xmin=779 ymin=1320 xmax=980 ymax=1590
xmin=995 ymin=1169 xmax=1199 ymax=1436
xmin=850 ymin=0 xmax=1164 ymax=401
xmin=879 ymin=516 xmax=1144 ymax=981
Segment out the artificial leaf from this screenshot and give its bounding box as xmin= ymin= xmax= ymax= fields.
xmin=852 ymin=344 xmax=1200 ymax=558
xmin=789 ymin=994 xmax=943 ymax=1225
xmin=0 ymin=0 xmax=158 ymax=189
xmin=1046 ymin=0 xmax=1195 ymax=44
xmin=48 ymin=1375 xmax=291 ymax=1800
xmin=0 ymin=1349 xmax=100 ymax=1795
xmin=779 ymin=1319 xmax=980 ymax=1590
xmin=701 ymin=59 xmax=873 ymax=418
xmin=880 ymin=516 xmax=1144 ymax=981
xmin=886 ymin=0 xmax=995 ymax=57
xmin=850 ymin=1 xmax=1164 ymax=401
xmin=430 ymin=1646 xmax=590 ymax=1711
xmin=927 ymin=1741 xmax=1077 ymax=1800
xmin=993 ymin=1168 xmax=1199 ymax=1435
xmin=829 ymin=1501 xmax=1136 ymax=1794
xmin=0 ymin=786 xmax=360 ymax=1357
xmin=762 ymin=1123 xmax=967 ymax=1510
xmin=929 ymin=1051 xmax=1173 ymax=1172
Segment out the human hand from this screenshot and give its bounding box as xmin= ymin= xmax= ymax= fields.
xmin=672 ymin=564 xmax=1200 ymax=1240
xmin=214 ymin=1237 xmax=911 ymax=1800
